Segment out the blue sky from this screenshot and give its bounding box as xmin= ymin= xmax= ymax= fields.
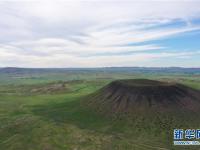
xmin=0 ymin=0 xmax=200 ymax=68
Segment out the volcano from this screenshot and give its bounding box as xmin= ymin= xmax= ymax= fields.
xmin=85 ymin=79 xmax=200 ymax=115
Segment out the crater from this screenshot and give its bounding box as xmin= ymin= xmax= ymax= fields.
xmin=85 ymin=79 xmax=200 ymax=115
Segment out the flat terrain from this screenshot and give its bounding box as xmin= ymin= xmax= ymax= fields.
xmin=0 ymin=68 xmax=200 ymax=150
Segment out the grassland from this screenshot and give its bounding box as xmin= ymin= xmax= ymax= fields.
xmin=0 ymin=69 xmax=200 ymax=150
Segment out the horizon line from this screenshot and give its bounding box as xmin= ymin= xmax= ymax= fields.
xmin=1 ymin=66 xmax=200 ymax=69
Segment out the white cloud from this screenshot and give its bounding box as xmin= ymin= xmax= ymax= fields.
xmin=0 ymin=0 xmax=200 ymax=67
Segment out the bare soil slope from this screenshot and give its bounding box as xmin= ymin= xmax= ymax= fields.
xmin=85 ymin=79 xmax=200 ymax=115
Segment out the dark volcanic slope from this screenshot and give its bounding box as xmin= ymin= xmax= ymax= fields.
xmin=86 ymin=79 xmax=200 ymax=114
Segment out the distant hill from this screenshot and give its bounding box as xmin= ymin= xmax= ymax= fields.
xmin=0 ymin=67 xmax=200 ymax=74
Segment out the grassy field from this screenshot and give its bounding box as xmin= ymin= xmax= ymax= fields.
xmin=0 ymin=70 xmax=200 ymax=150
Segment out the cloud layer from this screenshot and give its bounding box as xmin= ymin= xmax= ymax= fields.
xmin=0 ymin=0 xmax=200 ymax=67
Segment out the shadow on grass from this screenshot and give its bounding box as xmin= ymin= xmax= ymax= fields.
xmin=31 ymin=98 xmax=112 ymax=131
